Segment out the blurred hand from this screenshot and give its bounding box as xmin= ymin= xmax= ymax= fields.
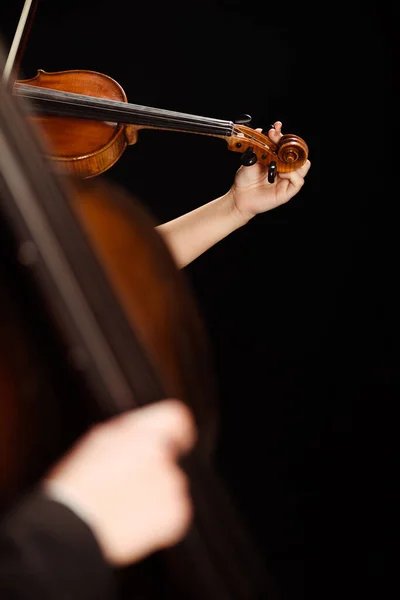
xmin=43 ymin=400 xmax=196 ymax=566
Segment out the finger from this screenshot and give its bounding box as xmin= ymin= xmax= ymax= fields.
xmin=278 ymin=169 xmax=306 ymax=194
xmin=256 ymin=126 xmax=279 ymax=146
xmin=295 ymin=159 xmax=311 ymax=178
xmin=157 ymin=400 xmax=198 ymax=456
xmin=267 ymin=121 xmax=283 ymax=143
xmin=120 ymin=400 xmax=198 ymax=457
xmin=268 ymin=129 xmax=281 ymax=143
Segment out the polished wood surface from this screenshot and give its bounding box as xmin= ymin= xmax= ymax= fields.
xmin=20 ymin=69 xmax=130 ymax=178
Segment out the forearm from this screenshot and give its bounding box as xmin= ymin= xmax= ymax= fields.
xmin=156 ymin=190 xmax=250 ymax=268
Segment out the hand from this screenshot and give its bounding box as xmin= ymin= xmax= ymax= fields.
xmin=42 ymin=400 xmax=197 ymax=567
xmin=230 ymin=121 xmax=311 ymax=222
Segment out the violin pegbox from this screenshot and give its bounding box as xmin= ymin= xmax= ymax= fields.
xmin=227 ymin=124 xmax=309 ymax=180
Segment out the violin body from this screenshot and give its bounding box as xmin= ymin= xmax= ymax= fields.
xmin=19 ymin=69 xmax=136 ymax=178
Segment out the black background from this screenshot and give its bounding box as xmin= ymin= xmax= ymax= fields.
xmin=1 ymin=1 xmax=398 ymax=599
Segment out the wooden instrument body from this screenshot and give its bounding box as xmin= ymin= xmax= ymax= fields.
xmin=20 ymin=69 xmax=134 ymax=178
xmin=0 ymin=179 xmax=218 ymax=512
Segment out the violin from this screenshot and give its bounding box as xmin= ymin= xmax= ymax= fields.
xmin=14 ymin=68 xmax=309 ymax=180
xmin=0 ymin=38 xmax=273 ymax=600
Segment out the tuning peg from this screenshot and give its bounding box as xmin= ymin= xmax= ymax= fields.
xmin=241 ymin=147 xmax=258 ymax=167
xmin=234 ymin=113 xmax=252 ymax=126
xmin=268 ymin=161 xmax=277 ymax=183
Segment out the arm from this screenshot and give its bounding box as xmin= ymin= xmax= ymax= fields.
xmin=156 ymin=122 xmax=311 ymax=268
xmin=156 ymin=189 xmax=247 ymax=269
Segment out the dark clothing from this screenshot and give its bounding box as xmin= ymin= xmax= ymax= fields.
xmin=0 ymin=491 xmax=115 ymax=599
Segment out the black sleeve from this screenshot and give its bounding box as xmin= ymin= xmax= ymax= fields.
xmin=0 ymin=491 xmax=116 ymax=600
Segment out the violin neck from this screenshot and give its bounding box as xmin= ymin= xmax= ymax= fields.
xmin=14 ymin=83 xmax=234 ymax=138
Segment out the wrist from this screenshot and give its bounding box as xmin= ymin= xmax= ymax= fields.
xmin=223 ymin=188 xmax=254 ymax=229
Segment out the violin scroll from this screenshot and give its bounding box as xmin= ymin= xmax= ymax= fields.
xmin=277 ymin=134 xmax=309 ymax=167
xmin=227 ymin=124 xmax=308 ymax=174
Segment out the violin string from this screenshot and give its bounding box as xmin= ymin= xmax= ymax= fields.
xmin=15 ymin=84 xmax=281 ymax=153
xmin=15 ymin=83 xmax=234 ymax=136
xmin=23 ymin=91 xmax=232 ymax=134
